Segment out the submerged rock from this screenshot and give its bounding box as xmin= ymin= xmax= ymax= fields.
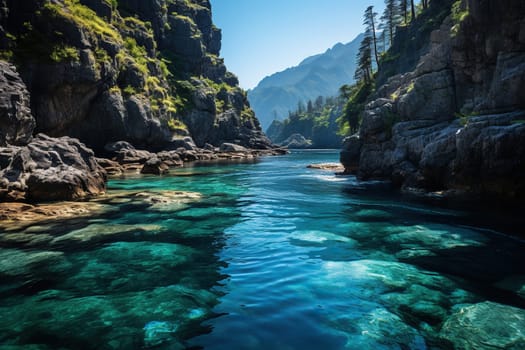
xmin=50 ymin=223 xmax=163 ymax=246
xmin=0 ymin=201 xmax=108 ymax=233
xmin=143 ymin=321 xmax=179 ymax=348
xmin=440 ymin=301 xmax=525 ymax=349
xmin=0 ymin=248 xmax=71 ymax=280
xmin=0 ymin=284 xmax=217 ymax=349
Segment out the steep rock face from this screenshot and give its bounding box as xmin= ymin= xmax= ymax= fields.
xmin=0 ymin=0 xmax=271 ymax=152
xmin=0 ymin=61 xmax=34 ymax=146
xmin=343 ymin=0 xmax=525 ymax=199
xmin=0 ymin=59 xmax=106 ymax=202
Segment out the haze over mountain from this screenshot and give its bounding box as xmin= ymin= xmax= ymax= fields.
xmin=248 ymin=33 xmax=363 ymax=130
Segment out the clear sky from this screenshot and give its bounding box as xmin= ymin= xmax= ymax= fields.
xmin=209 ymin=0 xmax=385 ymax=89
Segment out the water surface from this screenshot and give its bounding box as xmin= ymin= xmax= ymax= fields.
xmin=1 ymin=150 xmax=525 ymax=349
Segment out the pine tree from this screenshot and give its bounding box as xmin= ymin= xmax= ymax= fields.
xmin=364 ymin=6 xmax=379 ymax=68
xmin=399 ymin=0 xmax=408 ymax=24
xmin=381 ymin=0 xmax=402 ymax=46
xmin=410 ymin=0 xmax=416 ymax=20
xmin=355 ymin=34 xmax=373 ymax=84
xmin=307 ymin=100 xmax=313 ymax=113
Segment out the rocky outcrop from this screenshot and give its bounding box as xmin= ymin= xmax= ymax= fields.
xmin=0 ymin=61 xmax=35 ymax=146
xmin=280 ymin=133 xmax=312 ymax=149
xmin=0 ymin=63 xmax=107 ymax=202
xmin=0 ymin=0 xmax=273 ymax=153
xmin=342 ymin=0 xmax=525 ymax=199
xmin=0 ymin=134 xmax=106 ymax=201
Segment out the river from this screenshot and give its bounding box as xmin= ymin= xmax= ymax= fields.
xmin=1 ymin=150 xmax=524 ymax=349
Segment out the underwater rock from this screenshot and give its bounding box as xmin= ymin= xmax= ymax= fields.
xmin=143 ymin=321 xmax=179 ymax=348
xmin=353 ymin=308 xmax=426 ymax=349
xmin=440 ymin=301 xmax=525 ymax=349
xmin=385 ymin=223 xmax=488 ymax=252
xmin=0 ymin=248 xmax=69 ymax=278
xmin=50 ymin=223 xmax=163 ymax=246
xmin=63 ymin=242 xmax=196 ymax=293
xmin=0 ymin=284 xmax=217 ymax=349
xmin=0 ymin=201 xmax=108 ymax=232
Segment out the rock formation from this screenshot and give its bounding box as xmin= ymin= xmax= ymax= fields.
xmin=0 ymin=61 xmax=34 ymax=146
xmin=0 ymin=0 xmax=280 ymax=202
xmin=0 ymin=63 xmax=106 ymax=202
xmin=0 ymin=0 xmax=272 ymax=152
xmin=341 ymin=0 xmax=525 ymax=199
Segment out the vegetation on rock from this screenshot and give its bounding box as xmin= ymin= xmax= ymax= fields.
xmin=0 ymin=0 xmax=269 ymax=151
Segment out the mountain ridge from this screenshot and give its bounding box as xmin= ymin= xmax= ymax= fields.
xmin=248 ymin=33 xmax=363 ymax=130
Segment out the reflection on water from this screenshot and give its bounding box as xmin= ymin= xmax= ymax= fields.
xmin=1 ymin=150 xmax=525 ymax=349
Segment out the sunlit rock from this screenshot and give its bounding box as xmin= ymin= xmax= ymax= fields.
xmin=0 ymin=201 xmax=109 ymax=233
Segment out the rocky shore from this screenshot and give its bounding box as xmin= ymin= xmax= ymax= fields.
xmin=0 ymin=60 xmax=285 ymax=210
xmin=340 ymin=0 xmax=525 ymax=200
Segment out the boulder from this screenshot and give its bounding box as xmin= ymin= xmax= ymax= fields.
xmin=167 ymin=136 xmax=198 ymax=151
xmin=141 ymin=157 xmax=169 ymax=175
xmin=0 ymin=61 xmax=35 ymax=146
xmin=219 ymin=142 xmax=248 ymax=153
xmin=156 ymin=150 xmax=183 ymax=167
xmin=0 ymin=134 xmax=106 ymax=201
xmin=104 ymin=140 xmax=155 ymax=164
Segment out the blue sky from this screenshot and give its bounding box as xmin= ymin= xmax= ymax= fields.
xmin=209 ymin=0 xmax=385 ymax=89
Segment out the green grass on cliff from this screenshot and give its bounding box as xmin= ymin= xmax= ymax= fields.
xmin=451 ymin=0 xmax=469 ymax=36
xmin=44 ymin=0 xmax=122 ymax=44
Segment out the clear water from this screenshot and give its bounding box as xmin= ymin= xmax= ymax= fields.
xmin=1 ymin=150 xmax=525 ymax=349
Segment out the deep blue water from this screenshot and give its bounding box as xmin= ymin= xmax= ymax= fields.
xmin=1 ymin=150 xmax=525 ymax=349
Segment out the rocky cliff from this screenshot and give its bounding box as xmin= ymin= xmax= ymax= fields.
xmin=0 ymin=0 xmax=277 ymax=202
xmin=0 ymin=0 xmax=271 ymax=152
xmin=341 ymin=0 xmax=525 ymax=200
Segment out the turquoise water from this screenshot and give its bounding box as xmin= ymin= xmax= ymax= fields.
xmin=1 ymin=150 xmax=525 ymax=349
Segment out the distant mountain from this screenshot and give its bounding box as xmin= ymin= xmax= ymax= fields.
xmin=248 ymin=33 xmax=363 ymax=130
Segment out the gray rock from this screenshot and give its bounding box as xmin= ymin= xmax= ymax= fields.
xmin=0 ymin=61 xmax=35 ymax=146
xmin=141 ymin=157 xmax=169 ymax=175
xmin=156 ymin=150 xmax=183 ymax=167
xmin=397 ymin=70 xmax=456 ymax=121
xmin=167 ymin=136 xmax=198 ymax=151
xmin=340 ymin=134 xmax=362 ymax=173
xmin=0 ymin=134 xmax=106 ymax=201
xmin=440 ymin=302 xmax=525 ymax=349
xmin=485 ymin=52 xmax=525 ymax=112
xmin=280 ymin=133 xmax=312 ymax=149
xmin=219 ymin=142 xmax=248 ymax=153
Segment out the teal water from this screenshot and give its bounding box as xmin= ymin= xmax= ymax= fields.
xmin=1 ymin=150 xmax=525 ymax=349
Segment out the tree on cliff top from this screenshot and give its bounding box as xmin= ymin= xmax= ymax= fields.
xmin=364 ymin=6 xmax=380 ymax=68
